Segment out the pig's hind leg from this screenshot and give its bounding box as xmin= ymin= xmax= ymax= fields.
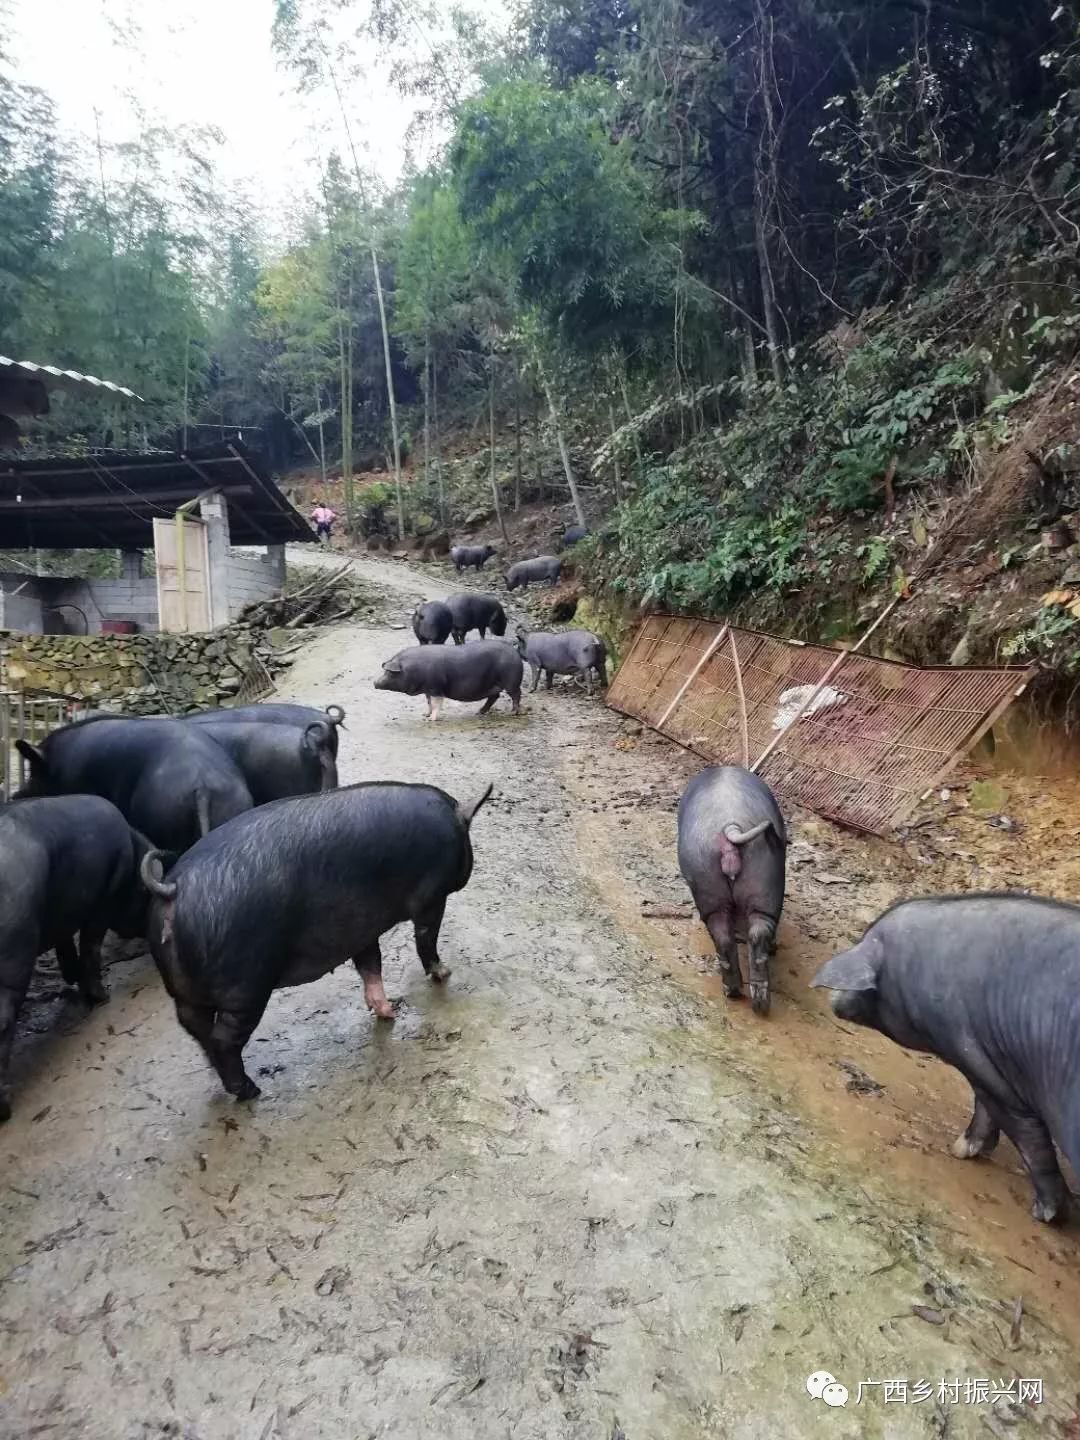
xmin=704 ymin=908 xmax=742 ymax=1000
xmin=951 ymin=1087 xmax=1001 ymax=1160
xmin=746 ymin=911 xmax=777 ymax=1016
xmin=76 ymin=924 xmax=109 ymax=1005
xmin=1000 ymin=1109 xmax=1070 ymax=1222
xmin=354 ymin=943 xmax=396 ymax=1020
xmin=175 ymin=999 xmax=264 ymax=1100
xmin=414 ymin=899 xmax=450 ymax=982
xmin=55 ymin=935 xmax=81 ymax=988
xmin=208 ymin=1006 xmax=266 ymax=1100
xmin=956 ymin=1078 xmax=1070 ymax=1221
xmin=0 ymin=949 xmax=35 ymax=1122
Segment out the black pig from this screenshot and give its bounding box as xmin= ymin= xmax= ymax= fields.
xmin=199 ymin=720 xmax=337 ymax=804
xmin=187 ymin=703 xmax=346 ymax=759
xmin=412 ymin=600 xmax=454 ymax=645
xmin=812 ymin=893 xmax=1080 ymax=1223
xmin=505 ymin=556 xmax=561 ymax=591
xmin=141 ymin=782 xmax=494 ymax=1099
xmin=16 ymin=717 xmax=252 ymax=853
xmin=515 ymin=626 xmax=607 ymax=693
xmin=374 ymin=639 xmax=523 ymax=721
xmin=677 ymin=766 xmax=786 ymax=1014
xmin=450 ymin=544 xmax=496 ymax=572
xmin=447 ymin=593 xmax=508 ymax=645
xmin=0 ymin=795 xmax=157 ymax=1121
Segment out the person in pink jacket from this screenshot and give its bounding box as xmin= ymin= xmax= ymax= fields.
xmin=310 ymin=501 xmax=337 ymax=543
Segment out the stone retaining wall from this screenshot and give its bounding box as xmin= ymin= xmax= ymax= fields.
xmin=1 ymin=628 xmax=271 ymax=714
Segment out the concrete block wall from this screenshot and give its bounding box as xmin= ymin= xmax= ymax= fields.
xmin=0 ymin=553 xmax=158 ymax=636
xmin=0 ymin=587 xmax=45 ymax=633
xmin=226 ymin=545 xmax=287 ymax=615
xmin=82 ymin=576 xmax=159 ymax=632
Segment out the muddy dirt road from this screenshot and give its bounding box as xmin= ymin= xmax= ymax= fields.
xmin=2 ymin=552 xmax=1078 ymax=1439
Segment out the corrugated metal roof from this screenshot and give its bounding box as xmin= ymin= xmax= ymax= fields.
xmin=0 ymin=355 xmax=143 ymax=403
xmin=0 ymin=441 xmax=314 ymax=548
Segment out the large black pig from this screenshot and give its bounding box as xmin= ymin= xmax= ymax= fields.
xmin=677 ymin=766 xmax=786 ymax=1015
xmin=812 ymin=893 xmax=1080 ymax=1223
xmin=373 ymin=639 xmax=523 ymax=720
xmin=186 ymin=703 xmax=346 ymax=759
xmin=0 ymin=795 xmax=157 ymax=1121
xmin=197 ymin=720 xmax=337 ymax=804
xmin=16 ymin=716 xmax=252 ymax=852
xmin=140 ymin=781 xmax=494 ymax=1099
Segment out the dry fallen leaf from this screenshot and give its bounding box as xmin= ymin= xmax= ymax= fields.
xmin=814 ymin=872 xmax=851 ymax=886
xmin=912 ymin=1303 xmax=946 ymax=1326
xmin=1041 ymin=589 xmax=1075 ymax=606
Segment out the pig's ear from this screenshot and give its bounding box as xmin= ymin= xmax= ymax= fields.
xmin=15 ymin=739 xmax=47 ymax=773
xmin=382 ymin=658 xmax=404 ymax=675
xmin=810 ymin=938 xmax=881 ymax=992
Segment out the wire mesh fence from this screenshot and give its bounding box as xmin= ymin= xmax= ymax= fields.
xmin=606 ymin=615 xmax=1034 ymax=834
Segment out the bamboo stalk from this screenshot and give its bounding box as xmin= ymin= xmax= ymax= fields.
xmin=657 ymin=624 xmax=729 ymax=731
xmin=729 ymin=629 xmax=749 ymax=768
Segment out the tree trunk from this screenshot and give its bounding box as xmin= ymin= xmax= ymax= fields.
xmin=753 ymin=0 xmax=786 ymax=386
xmin=324 ymin=61 xmax=403 ymax=539
xmin=541 ymin=375 xmax=587 ymax=529
xmin=181 ymin=328 xmax=190 ymax=451
xmin=533 ymin=404 xmax=544 ymax=502
xmin=371 ymin=243 xmax=405 ymax=540
xmin=337 ymin=281 xmax=355 ymax=531
xmin=617 ymin=361 xmax=643 ymax=471
xmin=489 ymin=356 xmax=510 ymax=545
xmin=433 ymin=358 xmax=446 ymax=527
xmin=753 ymin=180 xmax=784 ymax=386
xmin=311 ymin=355 xmax=328 ymax=492
xmin=422 ymin=331 xmax=431 ymax=507
xmin=513 ymin=354 xmax=523 ymax=512
xmin=608 ymin=402 xmax=623 ymax=502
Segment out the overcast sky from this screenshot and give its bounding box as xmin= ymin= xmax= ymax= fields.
xmin=9 ymin=0 xmax=506 ymax=240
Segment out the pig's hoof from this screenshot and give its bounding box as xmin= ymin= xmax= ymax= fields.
xmin=233 ymin=1077 xmax=261 ymax=1101
xmin=1031 ymin=1192 xmax=1068 ymax=1224
xmin=749 ymin=983 xmax=771 ymax=1016
xmin=951 ymin=1134 xmax=984 ymax=1160
xmin=722 ymin=980 xmax=743 ymax=1000
xmin=429 ymin=965 xmax=452 ymax=984
xmin=81 ymin=982 xmax=109 ymax=1006
xmin=0 ymin=1094 xmax=11 ymax=1124
xmin=366 ymin=996 xmax=396 ymax=1020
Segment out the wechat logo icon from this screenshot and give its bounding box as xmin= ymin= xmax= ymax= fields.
xmin=807 ymin=1371 xmax=849 ymax=1408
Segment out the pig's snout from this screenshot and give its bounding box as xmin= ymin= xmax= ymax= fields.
xmin=829 ymin=987 xmax=876 ymax=1025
